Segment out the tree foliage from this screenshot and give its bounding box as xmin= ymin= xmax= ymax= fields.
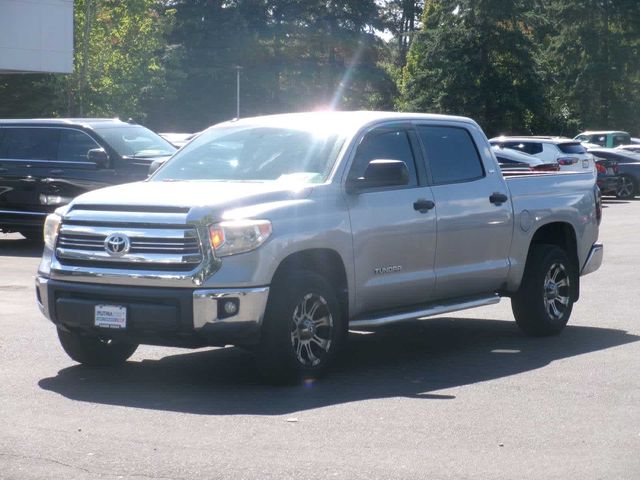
xmin=0 ymin=0 xmax=639 ymax=136
xmin=543 ymin=0 xmax=640 ymax=134
xmin=399 ymin=0 xmax=548 ymax=136
xmin=0 ymin=0 xmax=171 ymax=121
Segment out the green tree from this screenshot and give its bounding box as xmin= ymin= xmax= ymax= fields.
xmin=543 ymin=0 xmax=640 ymax=135
xmin=153 ymin=0 xmax=396 ymax=131
xmin=0 ymin=0 xmax=172 ymax=121
xmin=399 ymin=0 xmax=549 ymax=136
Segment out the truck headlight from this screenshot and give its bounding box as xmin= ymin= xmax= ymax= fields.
xmin=43 ymin=213 xmax=62 ymax=249
xmin=209 ymin=220 xmax=272 ymax=257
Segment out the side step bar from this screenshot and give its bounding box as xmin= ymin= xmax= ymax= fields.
xmin=349 ymin=295 xmax=501 ymax=329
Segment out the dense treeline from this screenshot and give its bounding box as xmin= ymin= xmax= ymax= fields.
xmin=0 ymin=0 xmax=638 ymax=136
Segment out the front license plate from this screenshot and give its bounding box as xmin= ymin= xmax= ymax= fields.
xmin=95 ymin=304 xmax=127 ymax=329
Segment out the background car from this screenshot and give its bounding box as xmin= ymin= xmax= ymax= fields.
xmin=489 ymin=136 xmax=594 ymax=172
xmin=588 ymin=147 xmax=640 ymax=199
xmin=491 ymin=145 xmax=560 ymax=172
xmin=575 ymin=130 xmax=632 ymax=148
xmin=593 ymin=157 xmax=621 ymax=196
xmin=0 ymin=118 xmax=176 ymax=239
xmin=616 ymin=144 xmax=640 ymax=154
xmin=159 ymin=132 xmax=198 ymax=149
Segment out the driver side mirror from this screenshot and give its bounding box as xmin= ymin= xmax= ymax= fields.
xmin=148 ymin=159 xmax=165 ymax=176
xmin=87 ymin=148 xmax=110 ymax=169
xmin=346 ymin=159 xmax=410 ymax=193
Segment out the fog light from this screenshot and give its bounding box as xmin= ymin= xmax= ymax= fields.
xmin=218 ymin=298 xmax=239 ymax=319
xmin=224 ymin=300 xmax=238 ymax=315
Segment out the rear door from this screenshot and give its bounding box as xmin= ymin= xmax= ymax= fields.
xmin=0 ymin=126 xmax=59 ymax=215
xmin=346 ymin=124 xmax=437 ymax=315
xmin=416 ymin=123 xmax=513 ymax=299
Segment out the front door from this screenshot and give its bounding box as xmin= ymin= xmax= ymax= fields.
xmin=346 ymin=125 xmax=437 ymax=317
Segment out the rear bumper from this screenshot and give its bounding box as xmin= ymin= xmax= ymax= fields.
xmin=36 ymin=277 xmax=269 ymax=347
xmin=581 ymin=243 xmax=603 ymax=276
xmin=596 ymin=175 xmax=621 ymax=195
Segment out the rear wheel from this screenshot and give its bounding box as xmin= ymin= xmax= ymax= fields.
xmin=616 ymin=175 xmax=636 ymax=199
xmin=57 ymin=328 xmax=138 ymax=366
xmin=256 ymin=270 xmax=345 ymax=384
xmin=511 ymin=245 xmax=575 ymax=336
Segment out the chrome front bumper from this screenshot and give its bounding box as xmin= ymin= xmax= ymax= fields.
xmin=192 ymin=287 xmax=269 ymax=329
xmin=581 ymin=243 xmax=603 ymax=276
xmin=36 ymin=276 xmax=270 ymax=345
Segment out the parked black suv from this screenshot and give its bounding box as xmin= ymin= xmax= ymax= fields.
xmin=0 ymin=119 xmax=176 ymax=239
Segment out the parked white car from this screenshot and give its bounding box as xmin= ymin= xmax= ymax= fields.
xmin=489 ymin=136 xmax=595 ymax=172
xmin=616 ymin=144 xmax=640 ymax=155
xmin=491 ymin=146 xmax=560 ymax=172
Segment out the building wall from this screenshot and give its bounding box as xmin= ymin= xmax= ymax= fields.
xmin=0 ymin=0 xmax=73 ymax=73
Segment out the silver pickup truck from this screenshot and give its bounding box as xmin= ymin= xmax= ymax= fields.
xmin=36 ymin=112 xmax=603 ymax=382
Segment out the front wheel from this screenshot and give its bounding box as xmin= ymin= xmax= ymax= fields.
xmin=256 ymin=270 xmax=345 ymax=384
xmin=511 ymin=245 xmax=575 ymax=336
xmin=616 ymin=175 xmax=636 ymax=199
xmin=57 ymin=328 xmax=138 ymax=366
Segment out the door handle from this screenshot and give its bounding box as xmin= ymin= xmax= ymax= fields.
xmin=489 ymin=192 xmax=509 ymax=204
xmin=49 ymin=169 xmax=64 ymax=174
xmin=413 ymin=198 xmax=435 ymax=213
xmin=0 ymin=168 xmax=7 ymax=173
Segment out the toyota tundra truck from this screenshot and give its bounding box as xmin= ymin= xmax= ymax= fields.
xmin=35 ymin=112 xmax=604 ymax=382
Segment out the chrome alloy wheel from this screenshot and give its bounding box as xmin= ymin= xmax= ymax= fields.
xmin=290 ymin=293 xmax=333 ymax=367
xmin=543 ymin=262 xmax=571 ymax=321
xmin=617 ymin=176 xmax=635 ymax=198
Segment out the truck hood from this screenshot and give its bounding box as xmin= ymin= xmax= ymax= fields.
xmin=70 ymin=180 xmax=313 ymax=212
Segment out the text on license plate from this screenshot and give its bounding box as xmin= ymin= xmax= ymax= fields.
xmin=95 ymin=304 xmax=127 ymax=329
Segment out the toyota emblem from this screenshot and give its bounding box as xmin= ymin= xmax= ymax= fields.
xmin=104 ymin=233 xmax=131 ymax=257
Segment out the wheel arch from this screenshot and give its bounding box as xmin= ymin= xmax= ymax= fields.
xmin=527 ymin=221 xmax=580 ymax=301
xmin=270 ymin=248 xmax=349 ymax=321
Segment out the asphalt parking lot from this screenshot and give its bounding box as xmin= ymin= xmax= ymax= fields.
xmin=1 ymin=198 xmax=639 ymax=480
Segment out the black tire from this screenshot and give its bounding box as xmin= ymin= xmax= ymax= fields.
xmin=57 ymin=328 xmax=138 ymax=366
xmin=256 ymin=270 xmax=345 ymax=384
xmin=616 ymin=175 xmax=636 ymax=200
xmin=511 ymin=245 xmax=575 ymax=336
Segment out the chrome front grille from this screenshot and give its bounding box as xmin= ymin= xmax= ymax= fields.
xmin=55 ymin=214 xmax=203 ymax=270
xmin=57 ymin=230 xmax=200 ymax=255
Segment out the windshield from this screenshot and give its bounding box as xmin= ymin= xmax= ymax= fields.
xmin=151 ymin=125 xmax=345 ymax=184
xmin=96 ymin=125 xmax=176 ymax=157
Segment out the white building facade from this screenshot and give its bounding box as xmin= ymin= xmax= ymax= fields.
xmin=0 ymin=0 xmax=73 ymax=73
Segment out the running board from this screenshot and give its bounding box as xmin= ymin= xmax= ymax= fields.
xmin=349 ymin=295 xmax=501 ymax=329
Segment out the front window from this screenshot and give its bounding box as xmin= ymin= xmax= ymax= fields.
xmin=152 ymin=125 xmax=345 ymax=184
xmin=95 ymin=125 xmax=176 ymax=158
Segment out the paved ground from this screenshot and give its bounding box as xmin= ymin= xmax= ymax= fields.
xmin=1 ymin=198 xmax=639 ymax=480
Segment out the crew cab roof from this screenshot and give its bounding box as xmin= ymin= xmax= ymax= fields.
xmin=0 ymin=118 xmax=132 ymax=129
xmin=215 ymin=111 xmax=479 ymax=132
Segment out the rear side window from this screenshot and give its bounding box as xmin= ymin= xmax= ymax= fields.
xmin=1 ymin=127 xmax=59 ymax=161
xmin=501 ymin=141 xmax=543 ymax=155
xmin=58 ymin=129 xmax=100 ymax=162
xmin=418 ymin=126 xmax=484 ymax=184
xmin=613 ymin=135 xmax=630 ymax=147
xmin=349 ymin=128 xmax=418 ymax=187
xmin=557 ymin=143 xmax=587 ymax=154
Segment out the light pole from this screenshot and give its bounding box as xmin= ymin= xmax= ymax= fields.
xmin=235 ymin=65 xmax=243 ymax=119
